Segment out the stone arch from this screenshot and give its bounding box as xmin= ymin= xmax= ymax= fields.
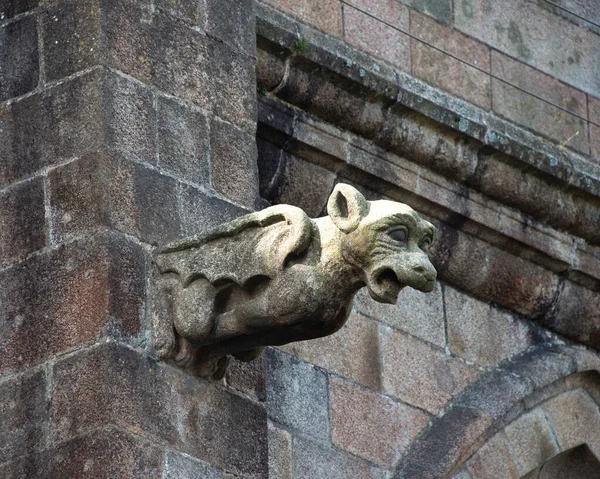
xmin=393 ymin=343 xmax=600 ymax=479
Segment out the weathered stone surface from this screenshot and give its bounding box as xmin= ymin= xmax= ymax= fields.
xmin=412 ymin=40 xmax=491 ymax=110
xmin=455 ymin=0 xmax=600 ymax=97
xmin=444 ymin=286 xmax=535 ymax=366
xmin=42 ymin=0 xmax=102 ymax=82
xmin=210 ymin=118 xmax=259 ymax=208
xmin=394 ymin=405 xmax=494 ymax=479
xmin=411 ymin=11 xmax=490 ymax=71
xmin=492 ymin=79 xmax=588 ymax=154
xmin=455 ymin=369 xmax=533 ymax=421
xmin=104 ymin=71 xmax=156 ymax=165
xmin=108 ymin=157 xmax=182 ymax=245
xmin=331 ymin=375 xmax=429 ymax=467
xmin=402 ymin=0 xmax=452 ymax=24
xmin=491 ymin=51 xmax=587 ymax=117
xmin=163 ymin=451 xmax=223 ymax=479
xmin=0 ymin=427 xmax=163 ymax=478
xmin=0 ymin=69 xmax=102 ymax=185
xmin=268 ymin=421 xmax=292 ymax=479
xmin=225 ymin=353 xmax=267 ymax=402
xmin=266 ymin=349 xmax=329 ymax=440
xmin=504 ymin=408 xmax=560 ymax=474
xmin=465 ymin=432 xmax=521 ymax=479
xmin=104 ymin=0 xmax=256 ymax=133
xmin=381 ymin=327 xmax=478 ymax=414
xmin=178 ymin=184 xmax=247 ymax=237
xmin=293 ymin=435 xmax=386 ymax=479
xmin=155 ymin=0 xmax=204 ymax=24
xmin=543 ymin=389 xmax=600 ymax=456
xmin=48 ymin=154 xmax=107 ymax=244
xmin=344 ymin=4 xmax=410 ymax=71
xmin=0 ymin=14 xmax=38 ymax=101
xmin=432 ymin=226 xmax=559 ymax=319
xmin=354 ymin=280 xmax=445 ymax=348
xmin=51 ymin=342 xmax=268 ymax=477
xmin=157 ymin=96 xmax=209 ymax=185
xmin=0 ymin=369 xmax=48 ymax=463
xmin=280 ymin=311 xmax=381 ymax=390
xmin=154 ymin=184 xmax=437 ymax=378
xmin=0 ymin=233 xmax=143 ymax=373
xmin=206 ymin=0 xmax=255 ymax=56
xmin=262 ymin=0 xmax=343 ymax=38
xmin=0 ymin=0 xmax=38 ymax=20
xmin=543 ymin=281 xmax=600 ymax=349
xmin=0 ymin=177 xmax=46 ymax=266
xmin=535 ymin=445 xmax=600 ymax=479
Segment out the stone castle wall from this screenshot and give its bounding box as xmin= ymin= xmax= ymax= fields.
xmin=1 ymin=0 xmax=600 ymax=478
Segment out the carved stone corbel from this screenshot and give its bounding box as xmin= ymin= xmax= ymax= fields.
xmin=152 ymin=184 xmax=437 ymax=379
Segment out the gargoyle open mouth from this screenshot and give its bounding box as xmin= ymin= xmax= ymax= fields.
xmin=368 ymin=268 xmax=403 ymax=304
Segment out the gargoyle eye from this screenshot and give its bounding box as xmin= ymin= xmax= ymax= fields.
xmin=419 ymin=237 xmax=432 ymax=251
xmin=388 ymin=226 xmax=408 ymax=242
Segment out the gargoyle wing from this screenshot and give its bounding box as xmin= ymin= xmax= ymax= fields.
xmin=155 ymin=205 xmax=312 ymax=286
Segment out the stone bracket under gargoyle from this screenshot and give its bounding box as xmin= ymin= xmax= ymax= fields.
xmin=151 ymin=183 xmax=437 ymax=379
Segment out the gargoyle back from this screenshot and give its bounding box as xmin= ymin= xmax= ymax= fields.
xmin=155 ymin=205 xmax=312 ymax=287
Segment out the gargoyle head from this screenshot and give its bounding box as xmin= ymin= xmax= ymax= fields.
xmin=328 ymin=184 xmax=437 ymax=304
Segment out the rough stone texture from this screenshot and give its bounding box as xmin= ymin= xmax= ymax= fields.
xmin=0 ymin=0 xmax=38 ymax=21
xmin=266 ymin=349 xmax=329 ymax=440
xmin=536 ymin=445 xmax=600 ymax=479
xmin=108 ymin=157 xmax=182 ymax=245
xmin=0 ymin=69 xmax=103 ymax=185
xmin=344 ymin=4 xmax=410 ymax=72
xmin=381 ymin=327 xmax=479 ymax=414
xmin=491 ymin=50 xmax=587 ymax=117
xmin=178 ymin=183 xmax=248 ymax=237
xmin=0 ymin=233 xmax=144 ymax=373
xmin=543 ymin=280 xmax=600 ymax=350
xmin=444 ymin=286 xmax=536 ymax=366
xmin=41 ymin=0 xmax=102 ymax=82
xmin=504 ymin=408 xmax=560 ymax=474
xmin=0 ymin=13 xmax=38 ymax=102
xmin=411 ymin=11 xmax=490 ymax=71
xmin=293 ymin=435 xmax=386 ymax=479
xmin=103 ymin=71 xmax=156 ymax=165
xmin=268 ymin=421 xmax=292 ymax=479
xmin=0 ymin=427 xmax=164 ymax=478
xmin=543 ymin=389 xmax=600 ymax=457
xmin=104 ymin=0 xmax=257 ymax=133
xmin=0 ymin=369 xmax=49 ymax=463
xmin=157 ymin=96 xmax=210 ymax=185
xmin=455 ymin=0 xmax=600 ymax=97
xmin=354 ymin=280 xmax=445 ymax=348
xmin=210 ymin=117 xmax=259 ymax=208
xmin=331 ymin=375 xmax=429 ymax=467
xmin=411 ymin=40 xmax=490 ymax=110
xmin=225 ymin=353 xmax=267 ymax=402
xmin=401 ymin=0 xmax=452 ymax=24
xmin=51 ymin=342 xmax=268 ymax=477
xmin=48 ymin=154 xmax=108 ymax=244
xmin=465 ymin=432 xmax=521 ymax=479
xmin=163 ymin=451 xmax=223 ymax=479
xmin=155 ymin=0 xmax=204 ymax=25
xmin=206 ymin=0 xmax=255 ymax=56
xmin=261 ymin=0 xmax=343 ymax=38
xmin=432 ymin=224 xmax=560 ymax=320
xmin=492 ymin=79 xmax=589 ymax=154
xmin=0 ymin=177 xmax=46 ymax=266
xmin=394 ymin=405 xmax=494 ymax=479
xmin=280 ymin=311 xmax=381 ymax=390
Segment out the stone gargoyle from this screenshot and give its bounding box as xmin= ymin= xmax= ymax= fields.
xmin=153 ymin=184 xmax=437 ymax=379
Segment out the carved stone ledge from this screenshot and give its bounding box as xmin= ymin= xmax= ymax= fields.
xmin=152 ymin=184 xmax=436 ymax=379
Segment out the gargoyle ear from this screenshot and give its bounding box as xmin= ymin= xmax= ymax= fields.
xmin=327 ymin=184 xmax=370 ymax=233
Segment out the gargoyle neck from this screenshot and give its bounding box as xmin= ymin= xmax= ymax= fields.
xmin=314 ymin=218 xmax=364 ymax=292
